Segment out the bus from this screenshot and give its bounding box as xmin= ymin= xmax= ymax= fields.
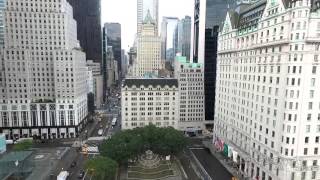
xmin=112 ymin=118 xmax=117 ymax=126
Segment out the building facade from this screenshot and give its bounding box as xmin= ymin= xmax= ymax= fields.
xmin=67 ymin=0 xmax=102 ymax=63
xmin=121 ymin=49 xmax=128 ymax=78
xmin=104 ymin=23 xmax=122 ymax=74
xmin=0 ymin=0 xmax=88 ymax=140
xmin=0 ymin=0 xmax=5 ymax=47
xmin=87 ymin=60 xmax=103 ymax=109
xmin=174 ymin=56 xmax=205 ymax=133
xmin=192 ymin=0 xmax=236 ymax=122
xmin=121 ymin=78 xmax=179 ymax=130
xmin=160 ymin=17 xmax=179 ymax=62
xmin=130 ymin=12 xmax=163 ymax=77
xmin=137 ymin=0 xmax=159 ymax=35
xmin=214 ymin=0 xmax=320 ymax=179
xmin=176 ymin=16 xmax=192 ymax=61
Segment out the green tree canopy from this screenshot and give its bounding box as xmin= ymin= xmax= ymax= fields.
xmin=85 ymin=156 xmax=118 ymax=180
xmin=100 ymin=125 xmax=188 ymax=164
xmin=13 ymin=139 xmax=33 ymax=151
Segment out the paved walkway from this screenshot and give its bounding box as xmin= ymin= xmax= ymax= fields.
xmin=202 ymin=140 xmax=244 ymax=180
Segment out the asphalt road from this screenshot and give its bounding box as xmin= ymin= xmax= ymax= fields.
xmin=192 ymin=148 xmax=232 ymax=180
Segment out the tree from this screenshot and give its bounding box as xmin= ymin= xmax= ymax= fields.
xmin=100 ymin=125 xmax=188 ymax=164
xmin=13 ymin=139 xmax=33 ymax=151
xmin=100 ymin=130 xmax=144 ymax=163
xmin=85 ymin=156 xmax=118 ymax=180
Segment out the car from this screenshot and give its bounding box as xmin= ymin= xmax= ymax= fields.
xmin=78 ymin=170 xmax=85 ymax=179
xmin=98 ymin=129 xmax=103 ymax=136
xmin=70 ymin=161 xmax=77 ymax=168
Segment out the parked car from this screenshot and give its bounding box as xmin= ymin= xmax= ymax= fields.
xmin=78 ymin=170 xmax=85 ymax=179
xmin=70 ymin=161 xmax=77 ymax=168
xmin=98 ymin=129 xmax=103 ymax=136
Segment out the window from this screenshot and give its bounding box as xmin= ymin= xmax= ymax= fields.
xmin=311 ymin=78 xmax=316 ymax=86
xmin=312 ymin=66 xmax=317 ymax=74
xmin=304 ymin=148 xmax=308 ymax=155
xmin=310 ymin=90 xmax=314 ymax=98
xmin=305 ymin=137 xmax=309 ymax=143
xmin=306 ymin=125 xmax=311 ymax=133
xmin=314 ymin=148 xmax=318 ymax=155
xmin=302 ymin=172 xmax=306 ymax=180
xmin=307 ymin=114 xmax=312 ymax=121
xmin=312 ymin=171 xmax=316 ymax=179
xmin=309 ymin=102 xmax=313 ymax=110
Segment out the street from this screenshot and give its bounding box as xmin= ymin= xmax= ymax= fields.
xmin=50 ymin=86 xmax=122 ymax=180
xmin=191 ymin=148 xmax=233 ymax=180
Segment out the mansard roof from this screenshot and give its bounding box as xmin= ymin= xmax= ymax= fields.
xmin=123 ymin=78 xmax=178 ymax=88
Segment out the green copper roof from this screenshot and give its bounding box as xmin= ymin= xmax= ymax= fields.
xmin=175 ymin=56 xmax=187 ymax=63
xmin=144 ymin=10 xmax=155 ymax=24
xmin=175 ymin=56 xmax=202 ymax=68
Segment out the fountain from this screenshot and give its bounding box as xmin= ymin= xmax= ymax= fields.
xmin=138 ymin=150 xmax=161 ymax=169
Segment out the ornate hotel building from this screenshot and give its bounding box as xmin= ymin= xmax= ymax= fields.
xmin=129 ymin=11 xmax=163 ymax=77
xmin=214 ymin=0 xmax=320 ymax=179
xmin=121 ymin=78 xmax=179 ymax=130
xmin=0 ymin=0 xmax=88 ymax=139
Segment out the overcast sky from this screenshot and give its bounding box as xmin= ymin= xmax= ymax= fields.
xmin=101 ymin=0 xmax=194 ymax=51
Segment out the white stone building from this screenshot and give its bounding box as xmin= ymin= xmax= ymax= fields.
xmin=121 ymin=78 xmax=179 ymax=130
xmin=174 ymin=56 xmax=205 ymax=134
xmin=86 ymin=60 xmax=103 ymax=109
xmin=214 ymin=0 xmax=320 ymax=179
xmin=130 ymin=11 xmax=163 ymax=77
xmin=0 ymin=0 xmax=88 ymax=139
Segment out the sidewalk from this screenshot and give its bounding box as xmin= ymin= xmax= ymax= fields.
xmin=202 ymin=140 xmax=244 ymax=180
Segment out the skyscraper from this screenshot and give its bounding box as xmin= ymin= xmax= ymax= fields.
xmin=160 ymin=17 xmax=179 ymax=62
xmin=130 ymin=11 xmax=163 ymax=77
xmin=176 ymin=16 xmax=192 ymax=61
xmin=174 ymin=56 xmax=205 ymax=134
xmin=104 ymin=23 xmax=122 ymax=74
xmin=137 ymin=0 xmax=159 ymax=35
xmin=0 ymin=0 xmax=5 ymax=47
xmin=215 ymin=0 xmax=320 ymax=179
xmin=67 ymin=0 xmax=102 ymax=63
xmin=192 ymin=0 xmax=235 ymax=123
xmin=0 ymin=0 xmax=88 ymax=139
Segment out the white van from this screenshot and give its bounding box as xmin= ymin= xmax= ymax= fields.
xmin=57 ymin=171 xmax=69 ymax=180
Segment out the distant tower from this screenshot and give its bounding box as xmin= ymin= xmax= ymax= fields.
xmin=137 ymin=0 xmax=159 ymax=35
xmin=130 ymin=10 xmax=162 ymax=77
xmin=0 ymin=0 xmax=6 ymax=47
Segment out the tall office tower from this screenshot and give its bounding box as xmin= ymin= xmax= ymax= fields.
xmin=86 ymin=60 xmax=103 ymax=109
xmin=121 ymin=50 xmax=128 ymax=77
xmin=121 ymin=78 xmax=179 ymax=130
xmin=214 ymin=0 xmax=320 ymax=179
xmin=130 ymin=11 xmax=163 ymax=77
xmin=0 ymin=0 xmax=88 ymax=140
xmin=137 ymin=0 xmax=159 ymax=35
xmin=67 ymin=0 xmax=102 ymax=63
xmin=174 ymin=56 xmax=205 ymax=134
xmin=176 ymin=16 xmax=192 ymax=61
xmin=192 ymin=0 xmax=235 ymax=123
xmin=0 ymin=0 xmax=5 ymax=47
xmin=160 ymin=17 xmax=179 ymax=62
xmin=104 ymin=23 xmax=122 ymax=74
xmin=106 ymin=46 xmax=118 ymax=89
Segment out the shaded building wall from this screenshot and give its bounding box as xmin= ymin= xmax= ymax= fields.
xmin=104 ymin=23 xmax=122 ymax=75
xmin=67 ymin=0 xmax=102 ymax=63
xmin=203 ymin=0 xmax=236 ymax=121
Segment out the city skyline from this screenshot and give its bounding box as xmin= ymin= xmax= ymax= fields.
xmin=102 ymin=0 xmax=193 ymax=51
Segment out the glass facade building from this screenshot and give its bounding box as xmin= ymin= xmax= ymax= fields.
xmin=0 ymin=0 xmax=5 ymax=46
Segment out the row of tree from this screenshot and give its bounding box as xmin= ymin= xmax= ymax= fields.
xmin=85 ymin=125 xmax=188 ymax=180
